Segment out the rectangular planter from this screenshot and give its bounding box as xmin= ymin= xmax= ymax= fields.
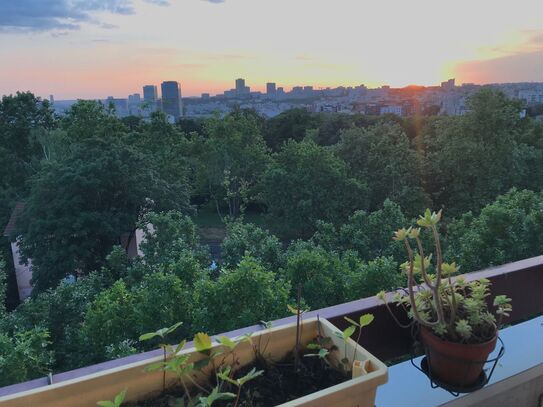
xmin=0 ymin=317 xmax=387 ymax=407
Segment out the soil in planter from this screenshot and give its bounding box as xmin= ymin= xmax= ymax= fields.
xmin=126 ymin=350 xmax=349 ymax=407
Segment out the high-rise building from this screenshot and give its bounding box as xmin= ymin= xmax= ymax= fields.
xmin=160 ymin=81 xmax=183 ymax=119
xmin=143 ymin=85 xmax=158 ymax=102
xmin=266 ymin=82 xmax=276 ymax=96
xmin=235 ymin=78 xmax=245 ymax=95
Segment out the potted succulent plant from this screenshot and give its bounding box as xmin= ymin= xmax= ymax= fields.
xmin=377 ymin=209 xmax=512 ymax=388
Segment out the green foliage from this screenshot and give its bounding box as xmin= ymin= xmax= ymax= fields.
xmin=344 ymin=256 xmax=402 ymax=301
xmin=446 ymin=189 xmax=543 ymax=272
xmin=137 ymin=211 xmax=210 ymax=286
xmin=17 ymin=104 xmax=191 ymax=292
xmin=221 ymin=221 xmax=284 ymax=270
xmin=192 ymin=257 xmax=290 ymax=333
xmin=312 ymin=199 xmax=408 ymax=262
xmin=82 ymin=273 xmax=192 ymax=362
xmin=0 ymin=327 xmax=54 ymax=387
xmin=262 ymin=140 xmax=368 ymax=239
xmin=5 ymin=271 xmax=109 ymax=370
xmin=418 ymin=89 xmax=532 ymax=216
xmin=263 ymin=108 xmax=321 ymax=150
xmin=0 ymin=92 xmax=55 ymax=227
xmin=382 ymin=209 xmax=512 ymax=344
xmin=335 ymin=123 xmax=429 ymax=216
xmin=194 ymin=112 xmax=270 ymax=217
xmin=284 ymin=242 xmax=346 ymax=309
xmin=97 ymin=389 xmax=127 ymax=407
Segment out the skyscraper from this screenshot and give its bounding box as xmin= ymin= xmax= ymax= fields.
xmin=235 ymin=78 xmax=245 ymax=95
xmin=266 ymin=82 xmax=276 ymax=96
xmin=143 ymin=85 xmax=158 ymax=102
xmin=160 ymin=81 xmax=183 ymax=119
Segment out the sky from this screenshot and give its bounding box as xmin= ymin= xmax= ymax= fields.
xmin=1 ymin=0 xmax=543 ymax=99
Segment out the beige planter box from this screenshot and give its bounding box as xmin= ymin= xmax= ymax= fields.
xmin=0 ymin=317 xmax=387 ymax=407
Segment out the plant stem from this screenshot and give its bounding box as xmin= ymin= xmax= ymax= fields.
xmin=180 ymin=378 xmax=191 ymax=403
xmin=162 ymin=346 xmax=166 ymax=392
xmin=353 ymin=329 xmax=361 ymax=363
xmin=234 ymin=385 xmax=242 ymax=407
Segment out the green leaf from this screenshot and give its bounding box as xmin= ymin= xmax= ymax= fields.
xmin=193 ymin=357 xmax=211 ymax=370
xmin=166 ymin=321 xmax=184 ymax=335
xmin=359 ymin=313 xmax=374 ymax=328
xmin=97 ymin=402 xmax=114 ymax=407
xmin=344 ymin=317 xmax=359 ymax=327
xmin=174 ymin=340 xmax=187 ymax=354
xmin=194 ymin=333 xmax=213 ymax=353
xmin=342 ymin=325 xmax=356 ymax=340
xmin=114 ymin=389 xmax=127 ymax=407
xmin=138 ymin=332 xmax=159 ymax=342
xmin=217 ymin=336 xmax=237 ymax=350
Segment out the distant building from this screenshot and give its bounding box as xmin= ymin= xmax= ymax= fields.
xmin=106 ymin=96 xmax=129 ymax=117
xmin=518 ymin=90 xmax=543 ymax=105
xmin=143 ymin=85 xmax=158 ymax=102
xmin=161 ymin=81 xmax=183 ymax=119
xmin=128 ymin=93 xmax=142 ymax=115
xmin=235 ymin=78 xmax=245 ymax=94
xmin=441 ymin=78 xmax=455 ymax=91
xmin=380 ymin=105 xmax=403 ymax=116
xmin=266 ymin=82 xmax=276 ymax=96
xmin=49 ymin=95 xmax=54 ymax=105
xmin=202 ymin=93 xmax=210 ymax=99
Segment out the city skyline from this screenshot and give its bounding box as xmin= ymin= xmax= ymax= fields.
xmin=2 ymin=0 xmax=543 ymax=99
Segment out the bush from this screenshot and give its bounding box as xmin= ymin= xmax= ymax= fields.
xmin=221 ymin=221 xmax=284 ymax=270
xmin=192 ymin=257 xmax=290 ymax=333
xmin=446 ymin=188 xmax=543 ymax=272
xmin=0 ymin=328 xmax=54 ymax=387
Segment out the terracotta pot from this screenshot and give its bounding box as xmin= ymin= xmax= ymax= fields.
xmin=420 ymin=326 xmax=497 ymax=387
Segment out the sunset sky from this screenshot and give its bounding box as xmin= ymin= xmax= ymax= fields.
xmin=1 ymin=0 xmax=543 ymax=99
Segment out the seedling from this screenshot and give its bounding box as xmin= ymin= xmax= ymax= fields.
xmin=344 ymin=313 xmax=374 ymax=362
xmin=96 ymin=389 xmax=126 ymax=407
xmin=217 ymin=367 xmax=264 ymax=407
xmin=139 ymin=321 xmax=183 ymax=391
xmin=196 ymin=387 xmax=235 ymax=407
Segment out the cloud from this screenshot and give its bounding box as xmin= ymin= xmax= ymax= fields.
xmin=203 ymin=0 xmax=225 ymax=3
xmin=0 ymin=0 xmax=168 ymax=33
xmin=144 ymin=0 xmax=170 ymax=5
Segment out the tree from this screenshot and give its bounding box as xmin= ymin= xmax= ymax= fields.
xmin=192 ymin=257 xmax=290 ymax=333
xmin=445 ymin=189 xmax=543 ymax=273
xmin=194 ymin=112 xmax=270 ymax=218
xmin=263 ymin=108 xmax=321 ymax=150
xmin=262 ymin=140 xmax=368 ymax=239
xmin=0 ymin=328 xmax=53 ymax=387
xmin=344 ymin=256 xmax=402 ymax=301
xmin=16 ymin=102 xmax=191 ymax=292
xmin=418 ymin=89 xmax=528 ymax=216
xmin=0 ymin=92 xmax=55 ymax=226
xmin=221 ymin=221 xmax=284 ymax=270
xmin=81 ymin=280 xmax=137 ymax=363
xmin=311 ymin=199 xmax=408 ymax=262
xmin=137 ymin=211 xmax=210 ymax=286
xmin=283 ymin=241 xmax=352 ymax=309
xmin=335 ymin=122 xmax=429 ymax=216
